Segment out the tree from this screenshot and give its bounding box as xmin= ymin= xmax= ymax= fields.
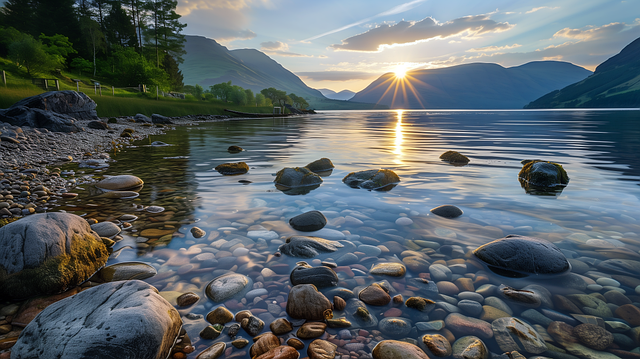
xmin=104 ymin=2 xmax=137 ymax=48
xmin=194 ymin=84 xmax=203 ymax=99
xmin=245 ymin=89 xmax=254 ymax=106
xmin=9 ymin=35 xmax=61 ymax=76
xmin=0 ymin=26 xmax=28 ymax=57
xmin=40 ymin=33 xmax=77 ymax=66
xmin=161 ymin=54 xmax=183 ymax=91
xmin=70 ymin=57 xmax=93 ymax=75
xmin=229 ymin=85 xmax=247 ymax=105
xmin=79 ymin=16 xmax=106 ymax=76
xmin=211 ymin=81 xmax=233 ymax=102
xmin=255 ymin=92 xmax=265 ymax=106
xmin=0 ymin=0 xmax=36 ymax=36
xmin=144 ymin=0 xmax=186 ymax=66
xmin=289 ymin=93 xmax=309 ymax=109
xmin=261 ymin=87 xmax=290 ymax=108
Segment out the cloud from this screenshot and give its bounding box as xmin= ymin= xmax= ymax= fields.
xmin=303 ymin=0 xmax=427 ymax=42
xmin=467 ymin=43 xmax=522 ymax=52
xmin=178 ymin=0 xmax=267 ymax=42
xmin=526 ymin=6 xmax=559 ymax=14
xmin=298 ymin=71 xmax=379 ymax=81
xmin=260 ymin=41 xmax=312 ymax=57
xmin=330 ymin=14 xmax=514 ymax=52
xmin=178 ymin=0 xmax=271 ymax=15
xmin=553 ymin=22 xmax=626 ymax=41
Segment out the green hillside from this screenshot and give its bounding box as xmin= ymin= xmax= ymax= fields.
xmin=525 ymin=37 xmax=640 ymax=108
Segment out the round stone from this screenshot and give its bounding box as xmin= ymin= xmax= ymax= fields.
xmin=396 ymin=217 xmax=413 ymax=226
xmin=430 ymin=205 xmax=463 ymax=218
xmin=378 ymin=317 xmax=413 ymax=337
xmin=205 ymin=273 xmax=252 ymax=302
xmin=215 ymin=162 xmax=249 ymax=175
xmin=445 ymin=313 xmax=493 ymax=339
xmin=177 ymin=292 xmax=200 ymax=307
xmin=90 ymin=221 xmax=121 ymax=238
xmin=289 ymin=211 xmax=327 ymax=232
xmin=359 ymin=283 xmax=391 ymax=306
xmin=290 ymin=263 xmax=339 ymax=288
xmin=370 ymin=263 xmax=406 ymax=277
xmin=270 ymin=318 xmax=294 ymax=335
xmin=99 ymin=262 xmax=157 ymax=282
xmin=308 ymin=339 xmax=337 ymax=359
xmin=95 ymin=175 xmax=143 ymax=191
xmin=191 ymin=227 xmax=206 ymax=238
xmin=452 ymin=336 xmax=488 ymax=359
xmin=422 ymin=334 xmax=452 ymax=357
xmin=429 ymin=264 xmax=453 ymax=281
xmin=206 ymin=306 xmax=234 ymax=324
xmin=596 ymin=277 xmax=620 ymax=287
xmin=458 ymin=300 xmax=483 ymax=316
xmin=286 ymin=284 xmax=332 ymax=320
xmin=297 ymin=322 xmax=327 ymax=339
xmin=372 ymin=340 xmax=429 ymax=359
xmin=573 ymin=323 xmax=614 ymax=350
xmin=492 ymin=317 xmax=547 ymax=354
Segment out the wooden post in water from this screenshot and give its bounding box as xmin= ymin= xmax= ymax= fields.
xmin=1 ymin=70 xmax=6 ymax=86
xmin=55 ymin=79 xmax=60 ymax=91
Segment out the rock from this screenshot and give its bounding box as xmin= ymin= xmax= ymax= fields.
xmin=191 ymin=227 xmax=206 ymax=238
xmin=289 ymin=211 xmax=327 ymax=232
xmin=422 ymin=334 xmax=452 ymax=357
xmin=287 ymin=338 xmax=305 ymax=350
xmin=132 ymin=113 xmax=151 ymax=123
xmin=250 ymin=333 xmax=280 ymax=358
xmin=255 ymin=346 xmax=300 ymax=359
xmin=458 ymin=300 xmax=483 ymax=316
xmin=97 ymin=190 xmax=139 ymax=199
xmin=87 ymin=120 xmax=109 ymax=130
xmin=206 ymin=306 xmax=234 ymax=324
xmin=308 ymin=339 xmax=337 ymax=359
xmin=473 ymin=235 xmax=570 ymax=277
xmin=498 ymin=285 xmax=542 ymax=308
xmin=215 ymin=162 xmax=249 ymax=175
xmin=440 ymin=150 xmax=470 ymax=164
xmin=205 ymin=273 xmax=252 ymax=302
xmin=445 ymin=313 xmax=493 ymax=339
xmin=90 ymin=221 xmax=121 ymax=238
xmin=359 ymin=283 xmax=391 ymax=306
xmin=615 ymin=304 xmax=640 ymax=325
xmin=452 ymin=336 xmax=488 ymax=359
xmin=151 ymin=114 xmax=173 ymax=124
xmin=200 ymin=324 xmax=222 ymax=339
xmin=430 ymin=205 xmax=463 ymax=218
xmin=279 ymin=236 xmax=343 ymax=258
xmin=270 ymin=318 xmax=294 ymax=335
xmin=274 ymin=167 xmax=323 ymax=189
xmin=8 ymin=90 xmax=98 ymax=120
xmin=346 ymin=299 xmax=378 ymax=328
xmin=492 ymin=317 xmax=547 ymax=354
xmin=196 ymin=342 xmax=226 ymax=359
xmin=429 ymin=264 xmax=452 ymax=281
xmin=177 ymin=292 xmax=200 ymax=307
xmin=0 ymin=212 xmax=108 ymax=300
xmin=407 ymin=278 xmax=439 ymax=298
xmin=99 ymin=261 xmax=157 ymax=282
xmin=370 ymin=263 xmax=406 ymax=277
xmin=95 ymin=175 xmax=144 ymax=191
xmin=573 ymin=323 xmax=613 ymax=350
xmin=379 ymin=317 xmax=413 ymax=337
xmin=518 ymin=160 xmax=569 ymax=188
xmin=232 ymin=339 xmax=249 ymax=349
xmin=305 ymin=158 xmax=335 ymax=173
xmin=228 ymin=145 xmax=243 ymax=153
xmin=416 ymin=320 xmax=444 ymax=331
xmin=290 ymin=263 xmax=339 ymax=287
xmin=326 ymin=317 xmax=351 ymax=328
xmin=598 ymin=259 xmax=640 ymax=276
xmin=334 ymin=296 xmax=346 ymax=311
xmin=566 ymin=294 xmax=612 ymax=317
xmin=342 ymin=169 xmax=400 ymax=191
xmin=549 ymin=322 xmax=620 ymax=359
xmin=286 ymin=284 xmax=332 ymax=320
xmin=0 ymin=106 xmax=82 ymax=132
xmin=373 ymin=340 xmax=429 ymax=359
xmin=297 ymin=322 xmax=327 ymax=339
xmin=405 ymin=297 xmax=436 ymax=312
xmin=10 ymin=280 xmax=181 ymax=359
xmin=241 ymin=314 xmax=265 ymax=336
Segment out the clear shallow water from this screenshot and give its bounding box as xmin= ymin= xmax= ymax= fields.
xmin=60 ymin=110 xmax=640 ymax=357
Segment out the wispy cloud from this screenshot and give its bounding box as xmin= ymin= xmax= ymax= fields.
xmin=330 ymin=14 xmax=513 ymax=52
xmin=178 ymin=0 xmax=272 ymax=15
xmin=302 ymin=0 xmax=427 ymax=42
xmin=260 ymin=41 xmax=312 ymax=57
xmin=298 ymin=71 xmax=378 ymax=81
xmin=526 ymin=6 xmax=559 ymax=14
xmin=467 ymin=43 xmax=522 ymax=52
xmin=553 ymin=22 xmax=626 ymax=41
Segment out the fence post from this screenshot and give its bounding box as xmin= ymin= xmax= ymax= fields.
xmin=99 ymin=84 xmax=102 ymax=96
xmin=44 ymin=79 xmax=48 ymax=90
xmin=76 ymin=81 xmax=79 ymax=92
xmin=156 ymin=86 xmax=158 ymax=100
xmin=94 ymin=84 xmax=97 ymax=94
xmin=112 ymin=86 xmax=115 ymax=96
xmin=1 ymin=70 xmax=6 ymax=86
xmin=55 ymin=79 xmax=60 ymax=91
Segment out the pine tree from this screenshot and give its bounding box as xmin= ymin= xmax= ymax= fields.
xmin=161 ymin=54 xmax=183 ymax=91
xmin=144 ymin=0 xmax=185 ymax=66
xmin=104 ymin=1 xmax=137 ymax=47
xmin=0 ymin=0 xmax=37 ymax=36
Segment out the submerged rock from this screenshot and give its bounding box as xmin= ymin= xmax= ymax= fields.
xmin=95 ymin=175 xmax=144 ymax=191
xmin=286 ymin=284 xmax=332 ymax=320
xmin=492 ymin=317 xmax=547 ymax=354
xmin=430 ymin=205 xmax=463 ymax=218
xmin=305 ymin=158 xmax=335 ymax=174
xmin=440 ymin=150 xmax=470 ymax=165
xmin=279 ymin=236 xmax=343 ymax=258
xmin=0 ymin=212 xmax=108 ymax=300
xmin=289 ymin=210 xmax=327 ymax=232
xmin=342 ymin=169 xmax=400 ymax=191
xmin=519 ymin=160 xmax=569 ymax=194
xmin=228 ymin=145 xmax=243 ymax=153
xmin=473 ymin=235 xmax=570 ymax=277
xmin=372 ymin=340 xmax=429 ymax=359
xmin=275 ymin=167 xmax=323 ymax=188
xmin=98 ymin=262 xmax=157 ymax=282
xmin=215 ymin=162 xmax=249 ymax=175
xmin=10 ymin=280 xmax=181 ymax=359
xmin=290 ymin=262 xmax=339 ymax=287
xmin=205 ymin=273 xmax=253 ymax=302
xmin=370 ymin=263 xmax=406 ymax=277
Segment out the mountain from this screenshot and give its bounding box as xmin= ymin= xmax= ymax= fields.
xmin=525 ymin=37 xmax=640 ymax=108
xmin=318 ymin=89 xmax=356 ymax=101
xmin=350 ymin=61 xmax=592 ymax=109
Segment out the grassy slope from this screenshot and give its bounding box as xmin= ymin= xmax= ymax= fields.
xmin=0 ymin=56 xmax=274 ymax=117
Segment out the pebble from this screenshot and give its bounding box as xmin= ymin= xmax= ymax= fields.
xmin=396 ymin=217 xmax=413 ymax=226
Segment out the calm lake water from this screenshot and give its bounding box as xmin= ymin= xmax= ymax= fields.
xmin=60 ymin=110 xmax=640 ymax=357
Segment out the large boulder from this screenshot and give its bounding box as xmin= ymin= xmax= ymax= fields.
xmin=0 ymin=106 xmax=81 ymax=133
xmin=473 ymin=235 xmax=571 ymax=278
xmin=9 ymin=90 xmax=98 ymax=120
xmin=342 ymin=169 xmax=400 ymax=191
xmin=151 ymin=114 xmax=173 ymax=124
xmin=0 ymin=212 xmax=109 ymax=300
xmin=10 ymin=280 xmax=182 ymax=359
xmin=518 ymin=160 xmax=569 ymax=194
xmin=274 ymin=167 xmax=323 ymax=193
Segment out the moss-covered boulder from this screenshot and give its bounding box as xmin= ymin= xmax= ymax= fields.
xmin=0 ymin=213 xmax=109 ymax=300
xmin=274 ymin=167 xmax=323 ymax=194
xmin=342 ymin=169 xmax=400 ymax=191
xmin=228 ymin=145 xmax=244 ymax=153
xmin=440 ymin=151 xmax=470 ymax=165
xmin=305 ymin=158 xmax=335 ymax=175
xmin=518 ymin=160 xmax=569 ymax=194
xmin=215 ymin=162 xmax=249 ymax=175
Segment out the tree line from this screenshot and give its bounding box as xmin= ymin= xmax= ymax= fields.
xmin=0 ymin=0 xmax=185 ymax=91
xmin=183 ymin=82 xmax=310 ymax=109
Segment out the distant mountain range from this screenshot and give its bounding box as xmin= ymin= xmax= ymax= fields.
xmin=525 ymin=37 xmax=640 ymax=108
xmin=350 ymin=61 xmax=592 ymax=109
xmin=318 ymin=89 xmax=356 ymax=101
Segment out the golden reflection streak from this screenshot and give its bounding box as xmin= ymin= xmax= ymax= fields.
xmin=394 ymin=110 xmax=404 ymax=164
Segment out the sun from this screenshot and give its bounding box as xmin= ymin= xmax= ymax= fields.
xmin=394 ymin=67 xmax=407 ymax=79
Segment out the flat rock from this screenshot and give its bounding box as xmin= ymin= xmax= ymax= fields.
xmin=473 ymin=235 xmax=570 ymax=277
xmin=373 ymin=340 xmax=429 ymax=359
xmin=452 ymin=336 xmax=488 ymax=359
xmin=290 ymin=263 xmax=338 ymax=287
xmin=378 ymin=317 xmax=412 ymax=337
xmin=345 ymin=299 xmax=378 ymax=328
xmin=422 ymin=334 xmax=452 ymax=357
xmin=96 ymin=175 xmax=144 ymax=191
xmin=205 ymin=273 xmax=252 ymax=302
xmin=250 ymin=333 xmax=281 ymax=358
xmin=445 ymin=313 xmax=493 ymax=339
xmin=430 ymin=205 xmax=464 ymax=218
xmin=492 ymin=317 xmax=547 ymax=354
xmin=308 ymin=339 xmax=337 ymax=359
xmin=370 ymin=263 xmax=406 ymax=277
xmin=90 ymin=221 xmax=121 ymax=238
xmin=270 ymin=318 xmax=293 ymax=335
xmin=0 ymin=212 xmax=108 ymax=300
xmin=289 ymin=211 xmax=327 ymax=232
xmin=615 ymin=304 xmax=640 ymax=326
xmin=297 ymin=322 xmax=327 ymax=339
xmin=359 ymin=283 xmax=391 ymax=306
xmin=99 ymin=261 xmax=156 ymax=282
xmin=573 ymin=323 xmax=613 ymax=350
xmin=215 ymin=162 xmax=249 ymax=175
xmin=206 ymin=306 xmax=234 ymax=324
xmin=196 ymin=342 xmax=226 ymax=359
xmin=10 ymin=280 xmax=181 ymax=359
xmin=499 ymin=285 xmax=542 ymax=308
xmin=286 ymin=284 xmax=332 ymax=320
xmin=279 ymin=236 xmax=343 ymax=258
xmin=342 ymin=169 xmax=400 ymax=191
xmin=151 ymin=113 xmax=173 ymax=124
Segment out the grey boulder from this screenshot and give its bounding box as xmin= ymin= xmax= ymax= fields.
xmin=342 ymin=169 xmax=400 ymax=191
xmin=151 ymin=114 xmax=173 ymax=124
xmin=10 ymin=280 xmax=182 ymax=359
xmin=134 ymin=113 xmax=152 ymax=123
xmin=0 ymin=106 xmax=81 ymax=133
xmin=8 ymin=90 xmax=98 ymax=120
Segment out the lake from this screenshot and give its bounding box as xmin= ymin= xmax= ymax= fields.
xmin=59 ymin=109 xmax=640 ymax=358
